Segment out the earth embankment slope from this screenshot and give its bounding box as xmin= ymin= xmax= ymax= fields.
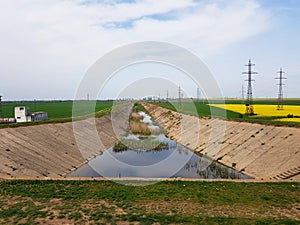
xmin=0 ymin=104 xmax=132 ymax=179
xmin=143 ymin=103 xmax=300 ymax=181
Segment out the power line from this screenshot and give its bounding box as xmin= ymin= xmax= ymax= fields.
xmin=242 ymin=59 xmax=258 ymax=115
xmin=275 ymin=68 xmax=287 ymax=110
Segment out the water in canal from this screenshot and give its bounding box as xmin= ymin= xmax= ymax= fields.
xmin=68 ymin=112 xmax=250 ymax=179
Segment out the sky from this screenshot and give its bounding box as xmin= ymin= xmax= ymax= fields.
xmin=0 ymin=0 xmax=299 ymax=100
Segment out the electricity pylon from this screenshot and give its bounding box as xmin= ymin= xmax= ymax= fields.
xmin=242 ymin=59 xmax=257 ymax=115
xmin=275 ymin=68 xmax=287 ymax=110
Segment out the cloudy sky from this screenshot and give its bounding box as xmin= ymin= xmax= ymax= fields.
xmin=0 ymin=0 xmax=299 ymax=100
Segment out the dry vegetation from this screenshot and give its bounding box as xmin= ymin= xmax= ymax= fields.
xmin=130 ymin=112 xmax=143 ymax=121
xmin=130 ymin=121 xmax=151 ymax=135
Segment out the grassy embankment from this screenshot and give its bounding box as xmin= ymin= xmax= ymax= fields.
xmin=0 ymin=101 xmax=113 ymax=128
xmin=0 ymin=180 xmax=299 ymax=224
xmin=152 ymin=99 xmax=300 ymax=127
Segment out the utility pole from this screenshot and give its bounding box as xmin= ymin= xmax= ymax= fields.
xmin=242 ymin=59 xmax=257 ymax=115
xmin=166 ymin=90 xmax=169 ymax=102
xmin=0 ymin=95 xmax=2 ymax=118
xmin=275 ymin=68 xmax=287 ymax=110
xmin=241 ymin=85 xmax=245 ymax=100
xmin=197 ymin=87 xmax=200 ymax=102
xmin=178 ymin=85 xmax=182 ymax=108
xmin=87 ymin=93 xmax=90 ymax=102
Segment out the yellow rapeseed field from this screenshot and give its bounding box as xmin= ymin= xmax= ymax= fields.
xmin=274 ymin=118 xmax=300 ymax=123
xmin=209 ymin=104 xmax=300 ymax=121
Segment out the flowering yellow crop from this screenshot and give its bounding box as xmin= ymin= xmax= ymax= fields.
xmin=275 ymin=118 xmax=300 ymax=123
xmin=209 ymin=104 xmax=300 ymax=117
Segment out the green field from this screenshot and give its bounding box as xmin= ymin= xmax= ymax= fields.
xmin=152 ymin=101 xmax=243 ymax=119
xmin=152 ymin=100 xmax=300 ymax=126
xmin=1 ymin=101 xmax=113 ymax=119
xmin=0 ymin=180 xmax=298 ymax=224
xmin=0 ymin=101 xmax=113 ymax=128
xmin=211 ymin=98 xmax=300 ymax=106
xmin=2 ymin=99 xmax=300 ymax=127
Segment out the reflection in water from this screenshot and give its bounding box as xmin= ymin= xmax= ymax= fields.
xmin=68 ymin=111 xmax=251 ymax=179
xmin=68 ymin=133 xmax=250 ymax=179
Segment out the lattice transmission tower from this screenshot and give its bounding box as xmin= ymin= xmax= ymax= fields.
xmin=242 ymin=59 xmax=257 ymax=115
xmin=197 ymin=87 xmax=200 ymax=100
xmin=241 ymin=85 xmax=245 ymax=100
xmin=178 ymin=85 xmax=182 ymax=107
xmin=0 ymin=95 xmax=2 ymax=118
xmin=166 ymin=90 xmax=169 ymax=102
xmin=275 ymin=68 xmax=287 ymax=110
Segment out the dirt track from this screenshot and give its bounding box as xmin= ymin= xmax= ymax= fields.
xmin=143 ymin=103 xmax=300 ymax=181
xmin=0 ymin=104 xmax=132 ymax=179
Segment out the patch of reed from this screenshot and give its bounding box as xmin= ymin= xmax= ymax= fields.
xmin=131 ymin=112 xmax=144 ymax=121
xmin=130 ymin=121 xmax=151 ymax=135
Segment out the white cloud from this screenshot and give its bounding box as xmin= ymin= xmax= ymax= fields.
xmin=0 ymin=0 xmax=271 ymax=99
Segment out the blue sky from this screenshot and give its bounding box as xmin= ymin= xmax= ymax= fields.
xmin=0 ymin=0 xmax=299 ymax=100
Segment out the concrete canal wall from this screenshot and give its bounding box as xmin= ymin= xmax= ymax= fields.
xmin=0 ymin=104 xmax=132 ymax=179
xmin=143 ymin=103 xmax=300 ymax=181
xmin=1 ymin=101 xmax=299 ymax=181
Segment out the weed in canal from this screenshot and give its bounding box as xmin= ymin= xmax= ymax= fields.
xmin=129 ymin=120 xmax=151 ymax=135
xmin=113 ymin=138 xmax=168 ymax=151
xmin=130 ymin=112 xmax=143 ymax=121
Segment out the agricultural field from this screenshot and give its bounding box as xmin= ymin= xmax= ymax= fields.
xmin=152 ymin=101 xmax=241 ymax=119
xmin=209 ymin=104 xmax=300 ymax=123
xmin=1 ymin=101 xmax=113 ymax=119
xmin=152 ymin=99 xmax=300 ymax=126
xmin=0 ymin=101 xmax=113 ymax=128
xmin=0 ymin=180 xmax=299 ymax=224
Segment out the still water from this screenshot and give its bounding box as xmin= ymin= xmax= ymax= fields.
xmin=68 ymin=112 xmax=251 ymax=179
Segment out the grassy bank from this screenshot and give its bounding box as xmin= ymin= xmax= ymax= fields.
xmin=0 ymin=180 xmax=299 ymax=224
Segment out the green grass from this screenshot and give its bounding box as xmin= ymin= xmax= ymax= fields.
xmin=1 ymin=100 xmax=113 ymax=119
xmin=113 ymin=138 xmax=168 ymax=151
xmin=0 ymin=180 xmax=299 ymax=224
xmin=152 ymin=101 xmax=300 ymax=127
xmin=133 ymin=102 xmax=147 ymax=112
xmin=152 ymin=101 xmax=242 ymax=119
xmin=0 ymin=100 xmax=113 ymax=129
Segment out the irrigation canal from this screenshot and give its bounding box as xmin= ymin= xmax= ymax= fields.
xmin=68 ymin=111 xmax=250 ymax=179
